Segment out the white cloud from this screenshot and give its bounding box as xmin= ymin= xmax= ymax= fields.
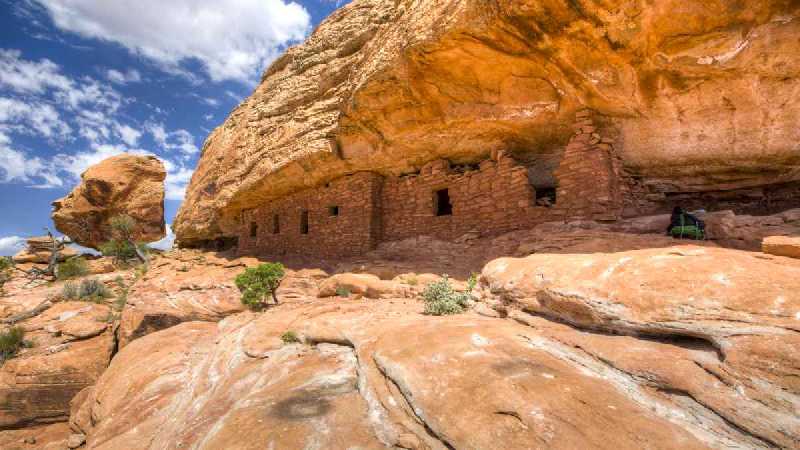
xmin=0 ymin=49 xmax=72 ymax=94
xmin=0 ymin=131 xmax=62 ymax=187
xmin=0 ymin=97 xmax=71 ymax=138
xmin=0 ymin=236 xmax=26 ymax=256
xmin=204 ymin=114 xmax=214 ymax=121
xmin=106 ymin=68 xmax=141 ymax=84
xmin=32 ymin=0 xmax=311 ymax=82
xmin=115 ymin=123 xmax=141 ymax=147
xmin=165 ymin=166 xmax=194 ymax=200
xmin=146 ymin=122 xmax=198 ymax=157
xmin=148 ymin=223 xmax=175 ymax=250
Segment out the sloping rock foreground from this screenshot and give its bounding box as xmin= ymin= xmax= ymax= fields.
xmin=175 ymin=0 xmax=800 ymax=244
xmin=52 ymin=154 xmax=166 ymax=249
xmin=68 ymin=245 xmax=799 ymax=449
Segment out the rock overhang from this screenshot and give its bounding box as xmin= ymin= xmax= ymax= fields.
xmin=174 ymin=0 xmax=800 ymax=245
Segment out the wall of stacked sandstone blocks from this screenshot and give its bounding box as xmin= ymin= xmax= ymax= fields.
xmin=237 ymin=110 xmax=625 ymax=257
xmin=237 ymin=172 xmax=383 ymax=257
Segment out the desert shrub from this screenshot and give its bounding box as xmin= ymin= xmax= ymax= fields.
xmin=99 ymin=240 xmax=148 ymax=261
xmin=335 ymin=286 xmax=351 ymax=297
xmin=0 ymin=327 xmax=30 ymax=361
xmin=281 ymin=331 xmax=300 ymax=344
xmin=63 ymin=279 xmax=110 ymax=302
xmin=235 ymin=263 xmax=285 ymax=310
xmin=0 ymin=257 xmax=12 ymax=296
xmin=57 ymin=257 xmax=88 ymax=280
xmin=421 ymin=275 xmax=475 ymax=316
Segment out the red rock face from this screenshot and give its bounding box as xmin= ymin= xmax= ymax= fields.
xmin=52 ymin=154 xmax=166 ymax=250
xmin=175 ymin=0 xmax=800 ymax=246
xmin=68 ymin=242 xmax=800 ymax=449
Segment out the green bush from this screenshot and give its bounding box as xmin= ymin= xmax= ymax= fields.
xmin=0 ymin=327 xmax=30 ymax=361
xmin=0 ymin=257 xmax=12 ymax=296
xmin=335 ymin=286 xmax=351 ymax=297
xmin=421 ymin=274 xmax=475 ymax=316
xmin=99 ymin=240 xmax=148 ymax=261
xmin=63 ymin=279 xmax=111 ymax=302
xmin=281 ymin=331 xmax=300 ymax=344
xmin=235 ymin=263 xmax=285 ymax=310
xmin=57 ymin=257 xmax=88 ymax=280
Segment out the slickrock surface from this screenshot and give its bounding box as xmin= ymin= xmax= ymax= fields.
xmin=0 ymin=269 xmax=133 ymax=430
xmin=64 ymin=244 xmax=799 ymax=449
xmin=52 ymin=154 xmax=166 ymax=249
xmin=175 ymin=0 xmax=800 ymax=244
xmin=763 ymin=235 xmax=800 ymax=259
xmin=0 ymin=422 xmax=71 ymax=450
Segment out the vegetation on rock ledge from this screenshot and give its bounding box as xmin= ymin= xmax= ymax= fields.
xmin=422 ymin=274 xmax=476 ymax=316
xmin=235 ymin=262 xmax=285 ymax=311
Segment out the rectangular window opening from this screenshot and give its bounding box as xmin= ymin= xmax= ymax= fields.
xmin=434 ymin=188 xmax=453 ymax=216
xmin=249 ymin=222 xmax=258 ymax=238
xmin=272 ymin=215 xmax=280 ymax=234
xmin=535 ymin=187 xmax=557 ymax=208
xmin=328 ymin=206 xmax=339 ymax=217
xmin=300 ymin=210 xmax=309 ymax=234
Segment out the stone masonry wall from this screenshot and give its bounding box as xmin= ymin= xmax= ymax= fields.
xmin=237 ymin=110 xmax=624 ymax=257
xmin=381 ymin=153 xmax=544 ymax=242
xmin=237 ymin=172 xmax=382 ymax=257
xmin=553 ymin=109 xmax=624 ymax=221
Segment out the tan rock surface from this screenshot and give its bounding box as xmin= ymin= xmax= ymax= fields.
xmin=0 ymin=422 xmax=71 ymax=450
xmin=52 ymin=154 xmax=166 ymax=249
xmin=70 ymin=243 xmax=799 ymax=449
xmin=762 ymin=235 xmax=800 ymax=259
xmin=175 ymin=0 xmax=800 ymax=244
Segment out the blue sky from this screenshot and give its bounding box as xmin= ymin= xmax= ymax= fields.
xmin=0 ymin=0 xmax=347 ymax=255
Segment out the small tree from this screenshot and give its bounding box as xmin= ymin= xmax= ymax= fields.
xmin=103 ymin=214 xmax=149 ymax=264
xmin=235 ymin=263 xmax=285 ymax=310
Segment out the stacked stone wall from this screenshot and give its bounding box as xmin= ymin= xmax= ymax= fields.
xmin=237 ymin=172 xmax=382 ymax=257
xmin=553 ymin=110 xmax=624 ymax=221
xmin=381 ymin=154 xmax=545 ymax=241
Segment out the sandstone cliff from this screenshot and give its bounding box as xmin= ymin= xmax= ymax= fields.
xmin=175 ymin=0 xmax=800 ymax=245
xmin=52 ymin=154 xmax=166 ymax=249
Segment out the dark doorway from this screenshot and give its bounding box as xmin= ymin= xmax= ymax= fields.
xmin=434 ymin=189 xmax=453 ymax=216
xmin=535 ymin=187 xmax=557 ymax=207
xmin=249 ymin=222 xmax=258 ymax=238
xmin=272 ymin=215 xmax=280 ymax=234
xmin=300 ymin=210 xmax=309 ymax=234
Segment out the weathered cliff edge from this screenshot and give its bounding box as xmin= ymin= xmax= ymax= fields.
xmin=174 ymin=0 xmax=800 ymax=245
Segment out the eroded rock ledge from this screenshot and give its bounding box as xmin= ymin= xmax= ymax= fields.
xmin=175 ymin=0 xmax=800 ymax=245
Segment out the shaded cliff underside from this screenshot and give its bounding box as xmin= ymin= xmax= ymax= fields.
xmin=174 ymin=0 xmax=800 ymax=245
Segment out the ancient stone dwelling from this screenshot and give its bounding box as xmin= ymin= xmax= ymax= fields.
xmin=238 ymin=111 xmax=625 ymax=257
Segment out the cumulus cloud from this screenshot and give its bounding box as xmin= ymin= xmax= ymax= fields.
xmin=0 ymin=97 xmax=71 ymax=138
xmin=0 ymin=130 xmax=62 ymax=187
xmin=32 ymin=0 xmax=311 ymax=82
xmin=148 ymin=223 xmax=175 ymax=250
xmin=105 ymin=68 xmax=141 ymax=84
xmin=146 ymin=122 xmax=198 ymax=157
xmin=0 ymin=49 xmax=72 ymax=94
xmin=0 ymin=236 xmax=26 ymax=256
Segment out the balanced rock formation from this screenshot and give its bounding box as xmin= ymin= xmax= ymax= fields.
xmin=175 ymin=0 xmax=800 ymax=246
xmin=69 ymin=244 xmax=800 ymax=449
xmin=52 ymin=154 xmax=166 ymax=249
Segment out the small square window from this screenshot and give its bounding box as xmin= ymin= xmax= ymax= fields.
xmin=328 ymin=206 xmax=339 ymax=217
